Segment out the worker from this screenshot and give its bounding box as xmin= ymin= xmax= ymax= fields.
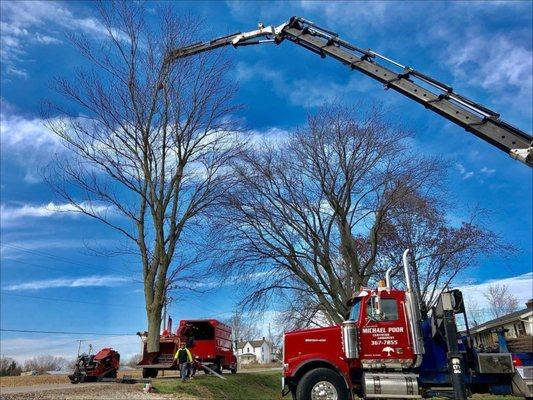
xmin=173 ymin=342 xmax=193 ymax=382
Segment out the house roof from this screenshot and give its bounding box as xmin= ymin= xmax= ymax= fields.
xmin=470 ymin=307 xmax=533 ymax=334
xmin=236 ymin=339 xmax=270 ymax=349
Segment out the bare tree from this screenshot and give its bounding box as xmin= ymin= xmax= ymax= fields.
xmin=218 ymin=105 xmax=508 ymax=327
xmin=122 ymin=354 xmax=142 ymax=368
xmin=483 ymin=284 xmax=519 ymax=319
xmin=226 ymin=310 xmax=260 ymax=343
xmin=45 ymin=2 xmax=241 ymax=352
xmin=464 ymin=296 xmax=487 ymax=327
xmin=376 ymin=198 xmax=512 ymax=311
xmin=23 ymin=356 xmax=68 ymax=374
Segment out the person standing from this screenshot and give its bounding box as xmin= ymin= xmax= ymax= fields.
xmin=173 ymin=342 xmax=193 ymax=382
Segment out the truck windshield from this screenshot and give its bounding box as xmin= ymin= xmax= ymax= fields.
xmin=349 ymin=299 xmax=361 ymax=321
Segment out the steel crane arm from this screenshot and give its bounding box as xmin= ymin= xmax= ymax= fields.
xmin=167 ymin=16 xmax=532 ymax=167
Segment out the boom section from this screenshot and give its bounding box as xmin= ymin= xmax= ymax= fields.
xmin=167 ymin=16 xmax=532 ymax=167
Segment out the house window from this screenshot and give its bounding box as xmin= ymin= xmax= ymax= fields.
xmin=516 ymin=321 xmax=526 ymax=336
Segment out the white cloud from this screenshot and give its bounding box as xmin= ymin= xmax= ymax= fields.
xmin=236 ymin=62 xmax=379 ymax=108
xmin=462 ymin=171 xmax=474 ymax=180
xmin=1 ymin=202 xmax=110 ymax=220
xmin=35 ymin=33 xmax=62 ymax=45
xmin=0 ymin=334 xmax=139 ymax=364
xmin=447 ymin=34 xmax=532 ymax=95
xmin=480 ymin=167 xmax=496 ymax=176
xmin=0 ymin=1 xmax=117 ymax=78
xmin=298 ymin=1 xmax=389 ymax=30
xmin=457 ymin=272 xmax=533 ymax=309
xmin=0 ymin=102 xmax=67 ymax=183
xmin=436 ymin=26 xmax=532 ymax=124
xmin=455 ymin=162 xmax=475 ymax=180
xmin=247 ymin=127 xmax=290 ymax=148
xmin=4 ymin=275 xmax=132 ymax=291
xmin=0 ymin=202 xmax=113 ymax=230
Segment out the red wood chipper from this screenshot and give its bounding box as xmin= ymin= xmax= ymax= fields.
xmin=137 ymin=318 xmax=237 ymax=378
xmin=69 ymin=347 xmax=120 ymax=384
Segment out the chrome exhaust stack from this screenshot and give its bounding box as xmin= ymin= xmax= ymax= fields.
xmin=403 ymin=249 xmax=425 ymax=366
xmin=385 ymin=266 xmax=393 ymax=289
xmin=342 ymin=320 xmax=359 ymax=359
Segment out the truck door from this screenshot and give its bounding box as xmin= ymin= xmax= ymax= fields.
xmin=358 ymin=293 xmax=414 ymax=366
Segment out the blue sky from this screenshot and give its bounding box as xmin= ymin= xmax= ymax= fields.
xmin=1 ymin=1 xmax=532 ymax=362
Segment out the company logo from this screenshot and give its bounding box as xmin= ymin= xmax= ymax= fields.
xmin=304 ymin=338 xmax=326 ymax=342
xmin=382 ymin=346 xmax=395 ymax=356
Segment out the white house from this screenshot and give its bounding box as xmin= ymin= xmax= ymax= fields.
xmin=236 ymin=338 xmax=273 ymax=364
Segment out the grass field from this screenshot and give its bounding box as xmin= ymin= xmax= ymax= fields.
xmin=152 ymin=370 xmax=523 ymax=400
xmin=0 ymin=374 xmax=70 ymax=387
xmin=153 ymin=370 xmax=282 ymax=400
xmin=239 ymin=362 xmax=282 ymax=370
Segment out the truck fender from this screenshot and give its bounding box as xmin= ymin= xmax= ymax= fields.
xmin=291 ymin=358 xmax=352 ymax=390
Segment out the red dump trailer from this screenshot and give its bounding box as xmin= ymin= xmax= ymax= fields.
xmin=137 ymin=318 xmax=237 ymax=378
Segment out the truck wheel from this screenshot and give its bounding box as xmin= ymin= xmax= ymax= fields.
xmin=105 ymin=369 xmax=117 ymax=379
xmin=296 ymin=368 xmax=349 ymax=400
xmin=214 ymin=359 xmax=223 ymax=374
xmin=142 ymin=368 xmax=158 ymax=379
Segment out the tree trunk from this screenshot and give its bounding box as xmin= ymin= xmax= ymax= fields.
xmin=146 ymin=305 xmax=163 ymax=353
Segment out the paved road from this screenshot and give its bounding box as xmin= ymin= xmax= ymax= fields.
xmin=0 ymin=382 xmax=113 ymax=395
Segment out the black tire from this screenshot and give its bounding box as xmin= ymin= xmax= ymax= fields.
xmin=105 ymin=369 xmax=117 ymax=379
xmin=142 ymin=368 xmax=158 ymax=379
xmin=230 ymin=366 xmax=237 ymax=374
xmin=214 ymin=359 xmax=223 ymax=375
xmin=296 ymin=368 xmax=350 ymax=400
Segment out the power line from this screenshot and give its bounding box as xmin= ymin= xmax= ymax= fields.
xmin=0 ymin=329 xmax=135 ymax=336
xmin=0 ymin=291 xmax=231 ymax=320
xmin=0 ymin=291 xmax=145 ymax=310
xmin=1 ymin=245 xmax=234 ymax=319
xmin=1 ymin=244 xmax=142 ymax=284
xmin=0 ymin=258 xmax=84 ymax=274
xmin=2 ymin=243 xmax=105 ymax=268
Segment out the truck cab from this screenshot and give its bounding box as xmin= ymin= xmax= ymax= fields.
xmin=283 ymin=286 xmax=421 ymax=400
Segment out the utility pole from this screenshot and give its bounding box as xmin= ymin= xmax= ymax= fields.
xmin=76 ymin=340 xmax=86 ymax=358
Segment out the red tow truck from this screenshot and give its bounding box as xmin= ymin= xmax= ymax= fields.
xmin=279 ymin=250 xmax=527 ymax=399
xmin=137 ymin=318 xmax=237 ymax=378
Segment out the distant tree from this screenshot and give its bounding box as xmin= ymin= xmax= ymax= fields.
xmin=44 ymin=1 xmax=241 ymax=353
xmin=0 ymin=357 xmax=22 ymax=377
xmin=122 ymin=354 xmax=142 ymax=368
xmin=483 ymin=284 xmax=519 ymax=319
xmin=464 ymin=296 xmax=487 ymax=327
xmin=23 ymin=356 xmax=67 ymax=374
xmin=226 ymin=310 xmax=260 ymax=343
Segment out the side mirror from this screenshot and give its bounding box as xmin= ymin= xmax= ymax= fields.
xmin=368 ymin=293 xmax=382 ymax=321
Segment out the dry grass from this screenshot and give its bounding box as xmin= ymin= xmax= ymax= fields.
xmin=0 ymin=374 xmax=69 ymax=388
xmin=0 ymin=369 xmax=144 ymax=388
xmin=239 ymin=362 xmax=282 ymax=370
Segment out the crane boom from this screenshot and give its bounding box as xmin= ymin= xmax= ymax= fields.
xmin=167 ymin=16 xmax=532 ymax=167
